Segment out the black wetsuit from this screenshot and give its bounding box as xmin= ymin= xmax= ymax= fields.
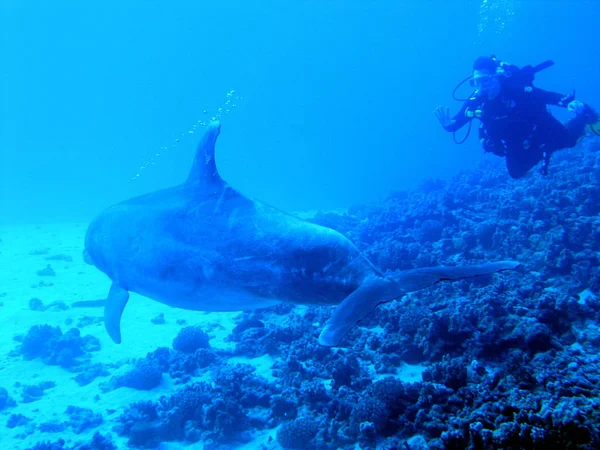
xmin=444 ymin=72 xmax=590 ymax=178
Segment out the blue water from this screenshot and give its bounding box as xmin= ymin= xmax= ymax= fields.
xmin=2 ymin=0 xmax=597 ymax=224
xmin=2 ymin=2 xmax=600 ymax=449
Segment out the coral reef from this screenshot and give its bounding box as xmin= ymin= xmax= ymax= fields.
xmin=17 ymin=137 xmax=600 ymax=449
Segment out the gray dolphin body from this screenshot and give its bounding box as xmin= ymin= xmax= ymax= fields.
xmin=84 ymin=121 xmax=520 ymax=346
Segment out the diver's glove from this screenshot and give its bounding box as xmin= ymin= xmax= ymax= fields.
xmin=557 ymin=91 xmax=576 ymax=107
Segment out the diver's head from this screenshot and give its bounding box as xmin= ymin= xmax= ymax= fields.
xmin=471 ymin=56 xmax=501 ymax=99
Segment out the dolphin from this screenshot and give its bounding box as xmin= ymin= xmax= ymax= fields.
xmin=83 ymin=121 xmax=520 ymax=346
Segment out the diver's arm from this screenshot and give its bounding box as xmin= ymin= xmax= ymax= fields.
xmin=441 ymin=101 xmax=471 ymax=132
xmin=529 ymin=87 xmax=574 ymax=107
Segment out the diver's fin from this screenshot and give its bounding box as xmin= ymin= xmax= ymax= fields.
xmin=586 ymin=113 xmax=600 ymax=136
xmin=185 ymin=121 xmax=224 ymax=189
xmin=318 ymin=275 xmax=403 ymax=347
xmin=104 ymin=283 xmax=129 ymax=344
xmin=587 ymin=122 xmax=600 ymax=136
xmin=569 ymin=102 xmax=600 ymax=135
xmin=389 ymin=260 xmax=521 ymax=293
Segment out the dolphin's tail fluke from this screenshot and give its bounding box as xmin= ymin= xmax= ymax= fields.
xmin=317 ymin=261 xmax=521 ymax=347
xmin=389 ymin=260 xmax=521 ymax=292
xmin=318 ymin=274 xmax=404 ymax=346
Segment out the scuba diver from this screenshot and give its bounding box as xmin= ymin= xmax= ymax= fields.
xmin=435 ymin=55 xmax=600 ymax=178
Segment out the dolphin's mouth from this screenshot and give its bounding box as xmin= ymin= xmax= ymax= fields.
xmin=82 ymin=249 xmax=93 ymax=265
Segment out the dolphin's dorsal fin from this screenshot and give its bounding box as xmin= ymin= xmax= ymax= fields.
xmin=186 ymin=121 xmax=224 ymax=189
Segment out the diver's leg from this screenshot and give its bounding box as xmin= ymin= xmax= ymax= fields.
xmin=536 ymin=114 xmax=573 ymax=148
xmin=530 ymin=116 xmax=570 ymax=175
xmin=505 ymin=145 xmax=541 ymax=179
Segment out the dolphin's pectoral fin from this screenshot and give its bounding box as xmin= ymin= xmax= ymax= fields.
xmin=104 ymin=283 xmax=130 ymax=344
xmin=72 ymin=299 xmax=106 ymax=308
xmin=318 ymin=275 xmax=403 ymax=347
xmin=390 ymin=260 xmax=521 ymax=293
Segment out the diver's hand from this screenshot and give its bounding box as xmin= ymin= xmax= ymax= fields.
xmin=434 ymin=105 xmax=453 ymax=128
xmin=568 ymin=100 xmax=585 ymax=115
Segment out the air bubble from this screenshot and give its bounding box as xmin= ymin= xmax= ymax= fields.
xmin=130 ymin=89 xmax=242 ymax=182
xmin=476 ymin=0 xmax=518 ymax=44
